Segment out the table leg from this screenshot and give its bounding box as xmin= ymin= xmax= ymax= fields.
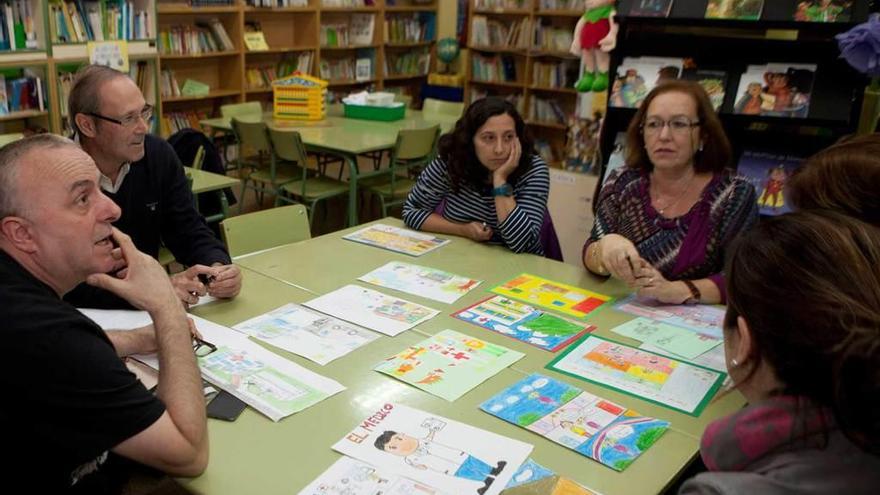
xmin=344 ymin=154 xmax=359 ymax=227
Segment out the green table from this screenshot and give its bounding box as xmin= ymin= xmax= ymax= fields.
xmin=185 ymin=219 xmax=743 ymax=494
xmin=184 ymin=166 xmax=241 ymax=224
xmin=199 ymin=106 xmax=456 ymax=226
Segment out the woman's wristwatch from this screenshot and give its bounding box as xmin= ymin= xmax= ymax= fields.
xmin=682 ymin=280 xmax=701 ymax=305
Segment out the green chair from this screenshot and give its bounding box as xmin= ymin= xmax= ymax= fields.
xmin=266 ymin=128 xmax=351 ymax=228
xmin=232 ymin=118 xmax=299 ymax=212
xmin=220 ymin=204 xmax=311 ymax=258
xmin=422 ymin=98 xmax=464 ymax=118
xmin=219 ymin=102 xmax=263 ymax=172
xmin=365 ymin=124 xmax=440 ymax=217
xmin=0 ymin=133 xmax=24 ymax=148
xmin=191 ymin=144 xmax=206 ymax=170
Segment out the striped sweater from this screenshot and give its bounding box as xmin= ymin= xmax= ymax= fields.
xmin=587 ymin=168 xmax=758 ymax=300
xmin=402 ymin=154 xmax=550 ymax=255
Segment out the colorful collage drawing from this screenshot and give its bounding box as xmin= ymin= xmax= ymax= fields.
xmin=343 ymin=223 xmax=450 ymax=257
xmin=481 ymin=374 xmax=669 ymax=472
xmin=453 ymin=296 xmax=595 ymax=352
xmin=547 ymin=335 xmax=726 ymax=416
xmin=375 ymin=329 xmax=524 ymax=401
xmin=613 ymin=295 xmax=725 ymax=339
xmin=304 ymin=284 xmax=440 ymax=336
xmin=298 ymin=456 xmax=447 ymax=495
xmin=610 ymin=317 xmax=722 ymax=360
xmin=504 ymin=458 xmax=555 ymax=489
xmin=333 ymin=403 xmax=532 ymax=495
xmin=491 ymin=274 xmax=612 ymax=320
xmin=359 ymin=261 xmax=481 ymax=304
xmin=233 ymin=303 xmax=379 ymax=365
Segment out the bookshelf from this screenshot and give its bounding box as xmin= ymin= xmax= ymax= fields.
xmin=465 ymin=0 xmax=585 ymax=168
xmin=0 ymin=0 xmax=49 ymax=133
xmin=150 ymin=0 xmax=437 ymax=133
xmin=599 ymin=0 xmax=871 ymax=184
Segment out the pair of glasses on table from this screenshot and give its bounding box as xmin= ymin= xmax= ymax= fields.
xmin=193 ymin=336 xmax=217 ymax=358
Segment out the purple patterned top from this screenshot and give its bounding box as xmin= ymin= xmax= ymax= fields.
xmin=585 ymin=168 xmax=758 ymax=302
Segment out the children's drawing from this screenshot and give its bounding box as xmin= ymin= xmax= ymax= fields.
xmin=502 ymin=475 xmax=600 ymax=495
xmin=333 ymin=403 xmax=532 ymax=495
xmin=343 ymin=223 xmax=450 ymax=257
xmin=233 ymin=303 xmax=379 ymax=365
xmin=359 ymin=261 xmax=481 ymax=304
xmin=453 ymin=296 xmax=595 ymax=352
xmin=297 ymin=456 xmax=447 ymax=495
xmin=481 ymin=374 xmax=669 ymax=471
xmin=374 ymin=329 xmax=524 ymax=401
xmin=547 ymin=335 xmax=726 ymax=416
xmin=305 ymin=285 xmax=440 ymax=336
xmin=504 ymin=458 xmax=555 ymax=489
xmin=613 ymin=295 xmax=725 ymax=338
xmin=491 ymin=274 xmax=612 ymax=321
xmin=610 ymin=317 xmax=722 ymax=360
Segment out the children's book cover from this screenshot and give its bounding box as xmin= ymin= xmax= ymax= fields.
xmin=359 ymin=261 xmax=481 ymax=304
xmin=304 ymin=284 xmax=440 ymax=337
xmin=683 ymin=69 xmax=727 ymax=112
xmin=343 ymin=223 xmax=450 ymax=257
xmin=504 ymin=458 xmax=555 ymax=489
xmin=233 ymin=303 xmax=380 ymax=366
xmin=490 ymin=274 xmax=612 ymax=321
xmin=297 ymin=456 xmax=447 ymax=495
xmin=333 ymin=402 xmax=532 ymax=495
xmin=0 ymin=75 xmax=8 ymax=115
xmin=736 ymin=150 xmax=804 ymax=216
xmin=375 ymin=329 xmax=525 ymax=401
xmin=481 ymin=374 xmax=669 ymax=472
xmin=613 ymin=295 xmax=725 ymax=338
xmin=610 ymin=317 xmax=723 ymax=360
xmin=733 ymin=64 xmax=816 ymax=118
xmin=610 ymin=57 xmax=683 ymax=109
xmin=629 ymin=0 xmax=674 ymax=18
xmin=794 ymin=1 xmax=852 ymax=22
xmin=705 ymin=0 xmax=764 ymax=20
xmin=547 ymin=335 xmax=726 ymax=416
xmin=453 ymin=296 xmax=595 ymax=352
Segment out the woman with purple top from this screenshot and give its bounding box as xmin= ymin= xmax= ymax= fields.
xmin=583 ymin=80 xmax=757 ymax=304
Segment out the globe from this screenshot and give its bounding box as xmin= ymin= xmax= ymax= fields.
xmin=437 ymin=37 xmax=460 ymax=65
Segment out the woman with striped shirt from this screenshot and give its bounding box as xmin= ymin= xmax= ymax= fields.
xmin=402 ymin=97 xmax=550 ymax=255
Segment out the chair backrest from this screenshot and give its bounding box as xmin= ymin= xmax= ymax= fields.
xmin=393 ymin=125 xmax=440 ymax=162
xmin=221 ymin=101 xmax=262 ymax=120
xmin=231 ymin=118 xmax=271 ymax=156
xmin=422 ymin=98 xmax=464 ymax=118
xmin=0 ymin=132 xmax=24 ymax=148
xmin=192 ymin=145 xmax=206 ymax=170
xmin=220 ymin=204 xmax=311 ymax=258
xmin=266 ymin=127 xmax=308 ymax=165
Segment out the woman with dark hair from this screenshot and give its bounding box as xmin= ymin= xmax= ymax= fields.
xmin=681 ymin=210 xmax=880 ymax=494
xmin=787 ymin=132 xmax=880 ymax=226
xmin=402 ymin=97 xmax=550 ymax=255
xmin=583 ymin=80 xmax=757 ymax=304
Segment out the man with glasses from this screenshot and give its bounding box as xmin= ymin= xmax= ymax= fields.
xmin=0 ymin=135 xmax=207 ymax=491
xmin=64 ymin=64 xmax=241 ymax=308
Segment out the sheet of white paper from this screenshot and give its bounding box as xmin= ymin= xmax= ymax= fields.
xmin=298 ymin=456 xmax=449 ymax=495
xmin=613 ymin=295 xmax=725 ymax=339
xmin=80 ymin=309 xmax=346 ymax=422
xmin=233 ymin=303 xmax=380 ymax=365
xmin=358 ymin=261 xmax=481 ymax=304
xmin=333 ymin=403 xmax=532 ymax=495
xmin=304 ymin=285 xmax=439 ymax=336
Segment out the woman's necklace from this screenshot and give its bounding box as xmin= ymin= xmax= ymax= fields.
xmin=651 ymin=172 xmax=696 ymax=215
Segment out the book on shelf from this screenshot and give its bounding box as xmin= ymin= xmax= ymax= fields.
xmin=733 ymin=63 xmax=816 ymax=118
xmin=129 ymin=60 xmax=155 ymax=104
xmin=181 ymin=78 xmax=210 ymax=97
xmin=159 ymin=19 xmax=234 ymax=55
xmin=533 ymin=19 xmax=574 ymax=52
xmin=384 ymin=49 xmax=430 ymax=77
xmin=793 ymin=1 xmax=852 ymax=23
xmin=385 ymin=12 xmax=435 ymax=44
xmin=320 ymin=57 xmax=355 ymax=80
xmin=609 ymin=56 xmax=683 ymax=108
xmin=470 ymin=15 xmax=528 ymax=49
xmin=320 ymin=22 xmax=349 ymax=47
xmin=355 ymin=57 xmax=371 ymax=81
xmin=629 ymin=0 xmax=674 ymax=18
xmin=471 ymin=52 xmax=518 ymax=83
xmin=0 ymin=68 xmax=45 ymax=114
xmin=682 ymin=66 xmax=727 ymax=112
xmin=0 ymin=75 xmax=7 ymax=115
xmin=161 ymin=109 xmax=208 ymax=136
xmin=528 ymin=95 xmax=567 ymax=125
xmin=349 ymin=13 xmax=374 ymax=45
xmin=246 ymin=0 xmax=309 ymax=6
xmin=0 ymin=0 xmax=39 ymax=50
xmin=189 ymin=0 xmax=235 ymax=6
xmin=49 ymin=0 xmax=151 ymax=44
xmin=736 ymin=150 xmax=804 ymax=216
xmin=243 ymin=22 xmax=270 ymax=51
xmin=475 ymin=0 xmax=528 ymax=9
xmin=532 ymin=59 xmax=578 ymax=89
xmin=160 ymin=68 xmax=182 ymax=97
xmin=705 ymin=0 xmax=763 ymax=21
xmin=320 ymin=0 xmax=372 ymax=6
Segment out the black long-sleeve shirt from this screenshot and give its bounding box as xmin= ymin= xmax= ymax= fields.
xmin=65 ymin=134 xmax=230 ymax=309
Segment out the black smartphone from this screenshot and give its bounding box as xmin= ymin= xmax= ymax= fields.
xmin=206 ymin=391 xmax=247 ymax=421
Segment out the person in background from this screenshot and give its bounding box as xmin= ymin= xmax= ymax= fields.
xmin=680 ymin=210 xmax=880 ymax=494
xmin=787 ymin=132 xmax=880 ymax=226
xmin=64 ymin=64 xmax=241 ymax=308
xmin=583 ymin=80 xmax=757 ymax=304
xmin=0 ymin=135 xmax=207 ymax=492
xmin=402 ymin=97 xmax=550 ymax=256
